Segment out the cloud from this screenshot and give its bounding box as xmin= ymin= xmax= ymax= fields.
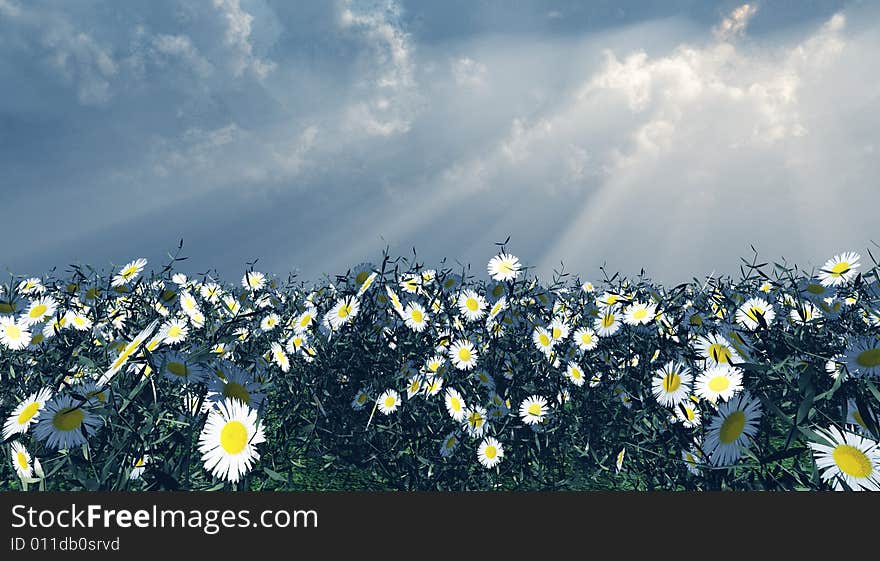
xmin=339 ymin=0 xmax=420 ymax=137
xmin=451 ymin=57 xmax=488 ymax=88
xmin=211 ymin=0 xmax=276 ymax=79
xmin=713 ymin=3 xmax=759 ymax=42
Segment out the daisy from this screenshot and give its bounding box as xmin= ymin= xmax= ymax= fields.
xmin=519 ymin=395 xmax=548 ymax=425
xmin=269 ymin=342 xmax=290 ymax=372
xmin=293 ymin=307 xmax=317 ymax=333
xmin=808 ymin=426 xmax=880 ymax=491
xmin=22 ymin=296 xmax=57 ymax=326
xmin=845 ymin=337 xmax=880 ymax=377
xmin=130 ymin=454 xmax=150 ymax=480
xmin=623 ymin=301 xmax=656 ymax=326
xmin=735 ymin=297 xmax=775 ymax=330
xmin=260 ymin=313 xmax=280 ymax=332
xmin=356 ymin=272 xmax=378 ymax=297
xmin=788 ymin=301 xmax=822 ymax=325
xmin=487 ymin=253 xmax=521 ymax=282
xmin=594 ymin=306 xmax=622 ymax=337
xmin=423 ymin=376 xmax=444 ymax=397
xmin=242 ymin=271 xmax=267 ymax=291
xmin=818 ymin=252 xmax=861 ymax=287
xmin=439 ymin=432 xmax=460 ymax=458
xmin=703 ymin=391 xmax=762 ymax=466
xmin=473 ymin=370 xmax=494 ymax=390
xmin=160 ymin=317 xmax=189 ymax=345
xmin=798 ymin=278 xmax=835 ymax=302
xmin=695 ymin=365 xmax=743 ymax=404
xmin=463 ymin=405 xmax=488 ymax=437
xmin=98 ymin=320 xmax=159 ymax=385
xmin=327 ymin=296 xmax=360 ymax=329
xmin=458 ymin=289 xmax=487 ymax=322
xmin=674 ymin=400 xmax=702 ymax=428
xmin=207 ymin=364 xmax=265 ymax=409
xmin=846 ymin=399 xmax=871 ymax=434
xmin=404 ymin=301 xmax=429 ymax=332
xmin=351 ymin=389 xmax=371 ymax=411
xmin=398 ymin=274 xmax=421 ymax=294
xmin=160 ymin=351 xmax=207 ymax=384
xmin=694 ymin=333 xmax=743 ymax=367
xmin=198 ymin=398 xmax=265 ymax=483
xmin=17 ymin=277 xmax=44 ymax=296
xmin=477 ymin=436 xmax=504 ymax=468
xmin=487 ymin=296 xmax=508 ymax=322
xmin=33 ymin=395 xmax=101 ymax=450
xmin=65 ymin=310 xmax=92 ymax=331
xmin=377 ymin=389 xmax=401 ymax=415
xmin=573 ymin=327 xmax=598 ymax=351
xmin=112 ymin=258 xmax=148 ymax=287
xmin=424 ymin=355 xmax=447 ymax=377
xmin=616 ymin=448 xmax=626 ymax=472
xmin=444 ymin=388 xmax=467 ymax=422
xmin=3 ymin=388 xmax=53 ymax=440
xmin=532 ymin=326 xmax=555 ymax=356
xmin=682 ymin=443 xmax=704 ymax=475
xmin=652 ymin=362 xmax=692 ymax=407
xmin=565 ymin=362 xmax=586 ymax=387
xmin=10 ymin=442 xmax=34 ymax=480
xmin=449 ymin=339 xmax=478 ymax=370
xmin=0 ymin=316 xmax=31 ymax=350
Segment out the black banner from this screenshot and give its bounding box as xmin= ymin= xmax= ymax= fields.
xmin=0 ymin=491 xmax=874 ymax=557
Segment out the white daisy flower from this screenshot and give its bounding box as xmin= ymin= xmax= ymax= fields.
xmin=198 ymin=398 xmax=266 ymax=483
xmin=573 ymin=327 xmax=598 ymax=352
xmin=242 ymin=271 xmax=267 ymax=291
xmin=449 ymin=339 xmax=478 ymax=370
xmin=10 ymin=441 xmax=34 ymax=480
xmin=695 ymin=365 xmax=743 ymax=404
xmin=735 ymin=297 xmax=775 ymax=330
xmin=487 ymin=253 xmax=521 ymax=282
xmin=377 ymin=389 xmax=401 ymax=415
xmin=444 ymin=388 xmax=467 ymax=422
xmin=22 ymin=296 xmax=57 ymax=326
xmin=519 ymin=395 xmax=548 ymax=425
xmin=404 ymin=301 xmax=429 ymax=332
xmin=477 ymin=436 xmax=504 ymax=468
xmin=112 ymin=258 xmax=148 ymax=287
xmin=457 ymin=289 xmax=487 ymax=322
xmin=651 ymin=362 xmax=692 ymax=407
xmin=703 ymin=391 xmax=762 ymax=466
xmin=809 ymin=425 xmax=880 ymax=491
xmin=623 ymin=301 xmax=656 ymax=326
xmin=818 ymin=252 xmax=861 ymax=287
xmin=33 ymin=395 xmax=102 ymax=450
xmin=565 ymin=362 xmax=586 ymax=387
xmin=0 ymin=316 xmax=31 ymax=350
xmin=3 ymin=388 xmax=53 ymax=440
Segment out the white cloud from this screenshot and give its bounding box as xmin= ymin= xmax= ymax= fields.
xmin=451 ymin=57 xmax=487 ymax=88
xmin=339 ymin=0 xmax=420 ymax=137
xmin=212 ymin=0 xmax=276 ymax=79
xmin=714 ymin=3 xmax=758 ymax=42
xmin=152 ymin=34 xmax=214 ymax=78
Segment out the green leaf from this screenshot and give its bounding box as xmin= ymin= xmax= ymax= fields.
xmin=263 ymin=468 xmax=287 ymax=482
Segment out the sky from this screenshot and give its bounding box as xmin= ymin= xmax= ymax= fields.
xmin=1 ymin=0 xmax=878 ymax=285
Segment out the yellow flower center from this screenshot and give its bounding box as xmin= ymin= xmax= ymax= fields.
xmin=338 ymin=304 xmax=351 ymax=319
xmin=527 ymin=403 xmax=542 ymax=416
xmin=16 ymin=452 xmax=29 ymax=470
xmin=571 ymin=367 xmax=582 ymax=379
xmin=223 ymin=382 xmax=251 ymax=405
xmin=484 ymin=445 xmax=497 ymax=459
xmin=383 ymin=396 xmax=396 ymax=408
xmin=581 ymin=333 xmax=593 ymax=345
xmin=6 ymin=324 xmax=22 ymax=339
xmin=601 ymin=314 xmax=615 ymax=328
xmin=466 ymin=298 xmax=479 ymax=312
xmin=707 ymin=343 xmax=732 ymax=364
xmin=411 ymin=309 xmax=423 ymax=323
xmin=450 ymin=397 xmax=461 ymax=411
xmin=29 ymin=304 xmax=47 ymax=318
xmin=458 ymin=347 xmax=471 ymax=362
xmin=663 ymin=373 xmax=681 ymax=393
xmin=17 ymin=402 xmax=41 ymax=424
xmin=830 ymin=261 xmax=851 ymax=277
xmin=832 ymin=444 xmax=873 ymax=478
xmin=539 ymin=333 xmax=550 ymax=347
xmin=52 ymin=407 xmax=85 ymax=432
xmin=168 ymin=325 xmax=182 ymax=338
xmin=856 ymin=348 xmax=880 ymax=368
xmin=552 ymin=326 xmax=562 ymax=339
xmin=220 ymin=420 xmax=248 ymax=454
xmin=633 ymin=308 xmax=648 ymax=321
xmin=719 ymin=411 xmax=746 ymax=444
xmin=708 ymin=375 xmax=730 ymax=393
xmin=684 ymin=406 xmax=695 ymax=421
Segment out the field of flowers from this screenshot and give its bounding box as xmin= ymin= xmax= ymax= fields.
xmin=2 ymin=244 xmax=879 ymax=491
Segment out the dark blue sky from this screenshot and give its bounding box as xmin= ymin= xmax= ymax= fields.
xmin=1 ymin=0 xmax=877 ymax=284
